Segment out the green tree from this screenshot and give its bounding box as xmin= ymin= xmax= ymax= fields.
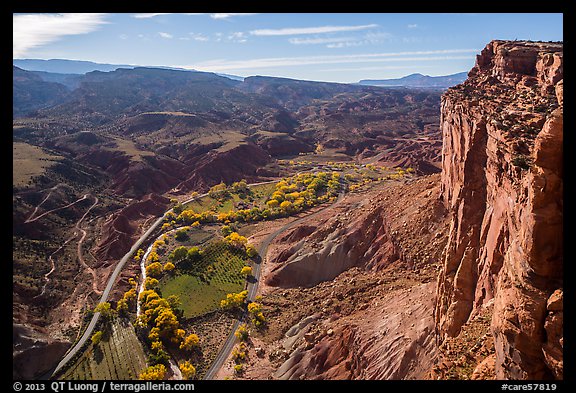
xmin=232 ymin=179 xmax=249 ymax=195
xmin=173 ymin=203 xmax=184 ymax=215
xmin=167 ymin=295 xmax=181 ymax=311
xmin=187 ymin=246 xmax=201 ymax=261
xmin=245 ymin=243 xmax=258 ymax=258
xmin=175 ymin=228 xmax=188 ymax=241
xmin=208 ymin=182 xmax=228 ymax=200
xmin=171 ymin=246 xmax=188 ymax=262
xmin=147 ymin=349 xmax=170 ymax=366
xmin=221 ymin=225 xmax=233 ymax=237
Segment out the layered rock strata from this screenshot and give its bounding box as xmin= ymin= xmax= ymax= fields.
xmin=435 ymin=40 xmax=563 ymax=379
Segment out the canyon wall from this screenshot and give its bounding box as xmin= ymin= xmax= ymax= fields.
xmin=435 ymin=40 xmax=563 ymax=379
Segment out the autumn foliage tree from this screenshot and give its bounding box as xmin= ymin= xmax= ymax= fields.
xmin=245 ymin=243 xmax=258 ymax=258
xmin=234 ymin=324 xmax=249 ymax=341
xmin=146 ymin=262 xmax=163 ymax=278
xmin=139 ymin=364 xmax=166 ymax=380
xmin=179 ymin=333 xmax=200 ymax=351
xmin=91 ymin=331 xmax=103 ymax=345
xmin=247 ymin=302 xmax=266 ymax=328
xmin=240 ymin=266 xmax=252 ymax=277
xmin=179 ymin=360 xmax=196 ymax=380
xmin=225 ymin=232 xmax=247 ymax=249
xmin=94 ymin=302 xmax=115 ymax=323
xmin=220 ymin=290 xmax=248 ymax=310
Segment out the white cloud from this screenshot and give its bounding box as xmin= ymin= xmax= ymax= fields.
xmin=321 ymin=64 xmax=434 ymax=72
xmin=407 ymin=24 xmax=419 ymax=29
xmin=190 ymin=33 xmax=209 ymax=42
xmin=133 ymin=13 xmax=204 ymax=18
xmin=119 ymin=34 xmax=128 ymax=40
xmin=133 ymin=13 xmax=172 ymax=18
xmin=159 ymin=32 xmax=173 ymax=39
xmin=132 ymin=13 xmax=257 ymax=20
xmin=289 ymin=32 xmax=392 ymax=49
xmin=210 ymin=13 xmax=259 ymax=19
xmin=288 ymin=37 xmax=355 ymax=45
xmin=182 ymin=49 xmax=479 ymax=72
xmin=365 ymin=32 xmax=393 ymax=41
xmin=250 ymin=24 xmax=379 ymax=36
xmin=326 ymin=41 xmax=365 ymax=49
xmin=227 ymin=32 xmax=247 ymax=43
xmin=13 ymin=13 xmax=107 ymax=58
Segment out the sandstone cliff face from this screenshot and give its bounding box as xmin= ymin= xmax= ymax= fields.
xmin=435 ymin=40 xmax=562 ymax=379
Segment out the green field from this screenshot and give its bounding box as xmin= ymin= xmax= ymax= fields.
xmin=60 ymin=319 xmax=147 ymax=380
xmin=159 ymin=241 xmax=248 ymax=318
xmin=170 ymin=227 xmax=214 ymax=246
xmin=184 ymin=182 xmax=277 ymax=214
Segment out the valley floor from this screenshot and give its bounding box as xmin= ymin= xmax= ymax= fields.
xmin=213 ymin=174 xmax=460 ymax=380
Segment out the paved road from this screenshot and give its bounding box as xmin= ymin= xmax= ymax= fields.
xmin=203 ymin=186 xmax=346 ymax=380
xmin=51 ymin=181 xmax=277 ymax=377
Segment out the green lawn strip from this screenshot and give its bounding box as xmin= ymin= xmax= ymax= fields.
xmin=249 ymin=182 xmax=278 ymax=204
xmin=179 ymin=229 xmax=213 ymax=245
xmin=160 ymin=274 xmax=240 ymax=318
xmin=183 ymin=181 xmax=278 ymax=215
xmin=184 ymin=197 xmax=218 ymax=213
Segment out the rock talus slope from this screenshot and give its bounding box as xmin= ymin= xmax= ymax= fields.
xmin=435 ymin=40 xmax=563 ymax=379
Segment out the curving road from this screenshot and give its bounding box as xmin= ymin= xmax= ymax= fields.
xmin=203 ymin=185 xmax=346 ymax=380
xmin=51 ymin=180 xmax=277 ymax=377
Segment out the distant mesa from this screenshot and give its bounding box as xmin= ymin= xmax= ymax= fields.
xmin=358 ymin=72 xmax=468 ymax=89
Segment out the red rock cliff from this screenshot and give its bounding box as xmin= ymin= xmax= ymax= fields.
xmin=435 ymin=40 xmax=563 ymax=379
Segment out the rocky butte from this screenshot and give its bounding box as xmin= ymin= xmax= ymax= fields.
xmin=435 ymin=40 xmax=562 ymax=379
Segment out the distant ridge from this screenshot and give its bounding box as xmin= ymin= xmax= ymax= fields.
xmin=13 ymin=59 xmax=136 ymax=74
xmin=13 ymin=58 xmax=244 ymax=81
xmin=358 ymin=72 xmax=468 ymax=89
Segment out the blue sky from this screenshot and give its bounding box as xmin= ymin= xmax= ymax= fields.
xmin=13 ymin=13 xmax=563 ymax=83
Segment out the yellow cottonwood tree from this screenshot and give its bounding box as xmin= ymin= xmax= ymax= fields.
xmin=139 ymin=364 xmax=166 ymax=380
